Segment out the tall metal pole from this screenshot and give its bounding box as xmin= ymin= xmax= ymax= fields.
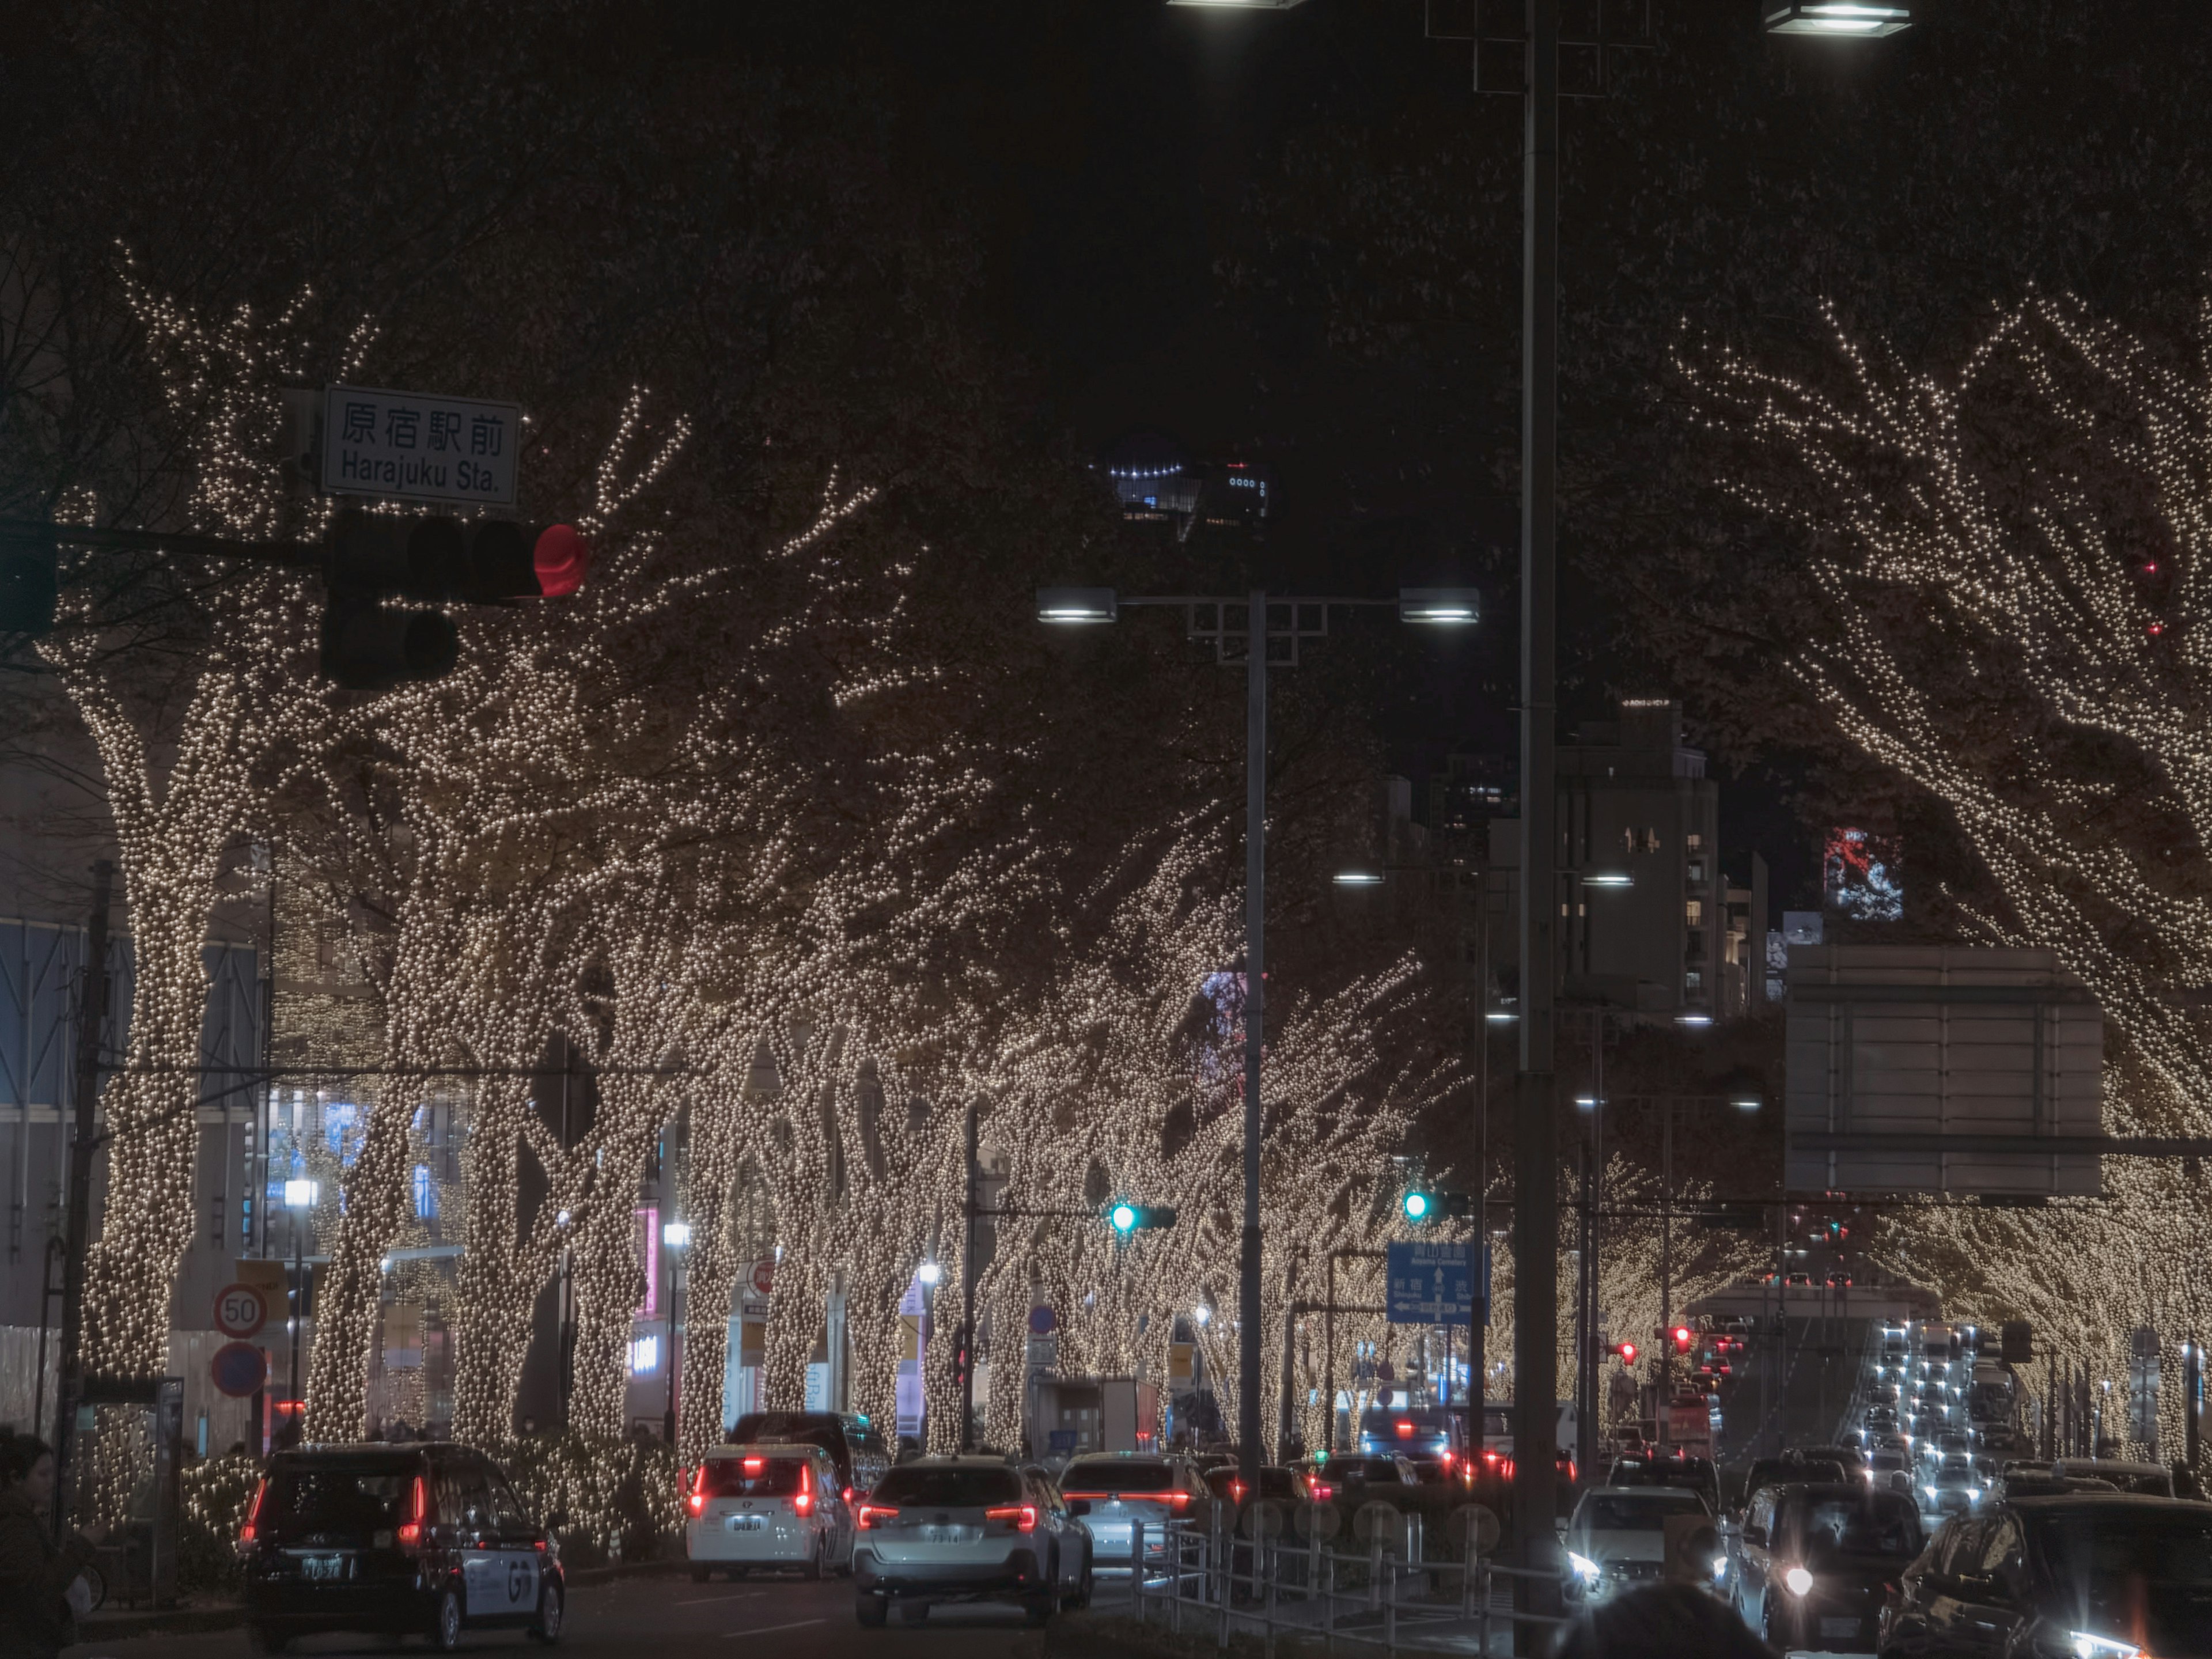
xmin=959 ymin=1099 xmax=978 ymax=1451
xmin=1469 ymin=885 xmax=1488 ymax=1446
xmin=1658 ymin=1100 xmax=1673 ymax=1445
xmin=1239 ymin=589 xmax=1268 ymax=1491
xmin=53 ymin=858 xmax=113 ymax=1535
xmin=1324 ymin=1252 xmax=1336 ymax=1454
xmin=1513 ymin=0 xmax=1563 ymax=1614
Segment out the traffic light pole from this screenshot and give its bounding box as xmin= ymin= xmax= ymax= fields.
xmin=52 ymin=859 xmax=113 ymax=1539
xmin=1240 ymin=588 xmax=1267 ymax=1496
xmin=959 ymin=1100 xmax=978 ymax=1452
xmin=1513 ymin=0 xmax=1564 ymax=1626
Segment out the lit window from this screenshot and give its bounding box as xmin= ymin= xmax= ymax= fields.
xmin=1685 ymin=900 xmax=1703 ymax=925
xmin=628 ymin=1335 xmax=660 ymax=1374
xmin=1686 ymin=833 xmax=1704 ymax=853
xmin=1621 ymin=827 xmax=1636 ymax=853
xmin=412 ymin=1163 xmax=438 ymax=1220
xmin=1685 ymin=971 xmax=1703 ymax=990
xmin=1644 ymin=829 xmax=1662 ymax=853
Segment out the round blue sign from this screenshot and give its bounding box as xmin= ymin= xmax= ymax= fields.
xmin=1028 ymin=1305 xmax=1057 ymax=1336
xmin=211 ymin=1340 xmax=267 ymax=1399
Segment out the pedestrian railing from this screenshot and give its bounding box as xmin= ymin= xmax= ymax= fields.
xmin=1114 ymin=1512 xmax=1568 ymax=1658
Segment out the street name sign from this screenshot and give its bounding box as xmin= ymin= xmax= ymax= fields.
xmin=323 ymin=384 xmax=520 ymax=507
xmin=1386 ymin=1240 xmax=1478 ymax=1327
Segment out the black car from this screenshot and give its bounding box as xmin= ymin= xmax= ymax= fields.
xmin=239 ymin=1442 xmax=565 ymax=1652
xmin=1742 ymin=1455 xmax=1849 ymax=1510
xmin=1604 ymin=1453 xmax=1722 ymax=1518
xmin=728 ymin=1410 xmax=891 ymax=1498
xmin=1734 ymin=1481 xmax=1922 ymax=1653
xmin=1882 ymin=1494 xmax=2212 ymax=1659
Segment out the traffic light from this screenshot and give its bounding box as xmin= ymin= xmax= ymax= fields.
xmin=952 ymin=1324 xmax=973 ymax=1391
xmin=1612 ymin=1341 xmax=1638 ymax=1366
xmin=1107 ymin=1202 xmax=1177 ymax=1236
xmin=319 ymin=508 xmax=590 ymax=689
xmin=1670 ymin=1324 xmax=1695 ymax=1355
xmin=1401 ymin=1188 xmax=1472 ymax=1225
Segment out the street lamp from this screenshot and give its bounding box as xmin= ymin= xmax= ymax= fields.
xmin=662 ymin=1220 xmax=691 ymax=1442
xmin=1040 ymin=584 xmax=1475 ymax=1493
xmin=1331 ymin=869 xmax=1385 ymax=887
xmin=1763 ymin=2 xmax=1914 ymax=36
xmin=917 ymin=1259 xmax=944 ymax=1287
xmin=283 ymin=1178 xmax=319 ymax=1444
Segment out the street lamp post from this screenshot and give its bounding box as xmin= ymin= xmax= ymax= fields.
xmin=282 ymin=1177 xmax=319 ymax=1445
xmin=663 ymin=1221 xmax=691 ymax=1444
xmin=1041 ymin=585 xmax=1475 ymax=1491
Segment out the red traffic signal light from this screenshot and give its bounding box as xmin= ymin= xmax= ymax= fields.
xmin=1671 ymin=1325 xmax=1695 ymax=1354
xmin=1612 ymin=1341 xmax=1638 ymax=1366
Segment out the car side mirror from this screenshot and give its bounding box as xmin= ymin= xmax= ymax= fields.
xmin=1740 ymin=1525 xmax=1767 ymax=1548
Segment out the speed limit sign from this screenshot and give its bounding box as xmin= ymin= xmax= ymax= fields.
xmin=214 ymin=1283 xmax=268 ymax=1340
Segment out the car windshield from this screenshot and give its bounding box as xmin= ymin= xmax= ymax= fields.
xmin=2032 ymin=1512 xmax=2212 ymax=1635
xmin=262 ymin=1458 xmax=418 ymax=1537
xmin=1577 ymin=1491 xmax=1707 ymax=1532
xmin=698 ymin=1455 xmax=808 ymax=1498
xmin=1789 ymin=1494 xmax=1922 ymax=1566
xmin=1060 ymin=1460 xmax=1176 ymax=1495
xmin=870 ymin=1466 xmax=1024 ymax=1508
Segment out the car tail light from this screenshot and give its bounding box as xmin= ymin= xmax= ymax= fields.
xmin=792 ymin=1464 xmax=815 ymax=1518
xmin=1229 ymin=1480 xmax=1247 ymax=1503
xmin=1440 ymin=1450 xmax=1455 ymax=1469
xmin=1396 ymin=1421 xmax=1415 ymax=1439
xmin=744 ymin=1457 xmax=764 ymax=1474
xmin=857 ymin=1504 xmax=899 ymax=1530
xmin=1307 ymin=1481 xmax=1334 ymax=1501
xmin=238 ymin=1477 xmax=268 ymax=1551
xmin=987 ymin=1505 xmax=1039 ymax=1533
xmin=398 ymin=1475 xmax=426 ymax=1550
xmin=843 ymin=1487 xmax=854 ymax=1503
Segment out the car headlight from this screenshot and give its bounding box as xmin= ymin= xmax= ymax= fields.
xmin=2070 ymin=1635 xmax=2143 ymax=1659
xmin=1968 ymin=1487 xmax=1982 ymax=1500
xmin=1567 ymin=1552 xmax=1601 ymax=1585
xmin=1923 ymin=1484 xmax=1938 ymax=1498
xmin=1783 ymin=1565 xmax=1815 ymax=1597
xmin=1710 ymin=1554 xmax=1730 ymax=1581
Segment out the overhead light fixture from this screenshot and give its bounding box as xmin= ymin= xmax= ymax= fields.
xmin=1167 ymin=0 xmax=1309 ymax=8
xmin=1732 ymin=1096 xmax=1762 ymax=1112
xmin=1574 ymin=1095 xmax=1601 ymax=1110
xmin=1397 ymin=587 xmax=1480 ymax=626
xmin=1486 ymin=1011 xmax=1518 ymax=1024
xmin=1676 ymin=1012 xmax=1714 ymax=1028
xmin=1582 ymin=872 xmax=1634 ymax=888
xmin=1036 ymin=586 xmax=1118 ymax=624
xmin=1763 ymin=2 xmax=1913 ymax=35
xmin=1333 ymin=869 xmax=1385 ymax=887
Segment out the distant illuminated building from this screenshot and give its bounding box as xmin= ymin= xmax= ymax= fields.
xmin=1098 ymin=431 xmax=1273 ymax=542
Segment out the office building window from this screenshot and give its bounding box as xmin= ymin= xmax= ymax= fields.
xmin=1685 ymin=900 xmax=1703 ymax=925
xmin=1684 ymin=969 xmax=1703 ymax=990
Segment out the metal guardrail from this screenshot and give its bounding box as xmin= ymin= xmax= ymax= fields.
xmin=1114 ymin=1514 xmax=1568 ymax=1658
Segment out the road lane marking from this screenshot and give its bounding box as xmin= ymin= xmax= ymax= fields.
xmin=679 ymin=1591 xmax=766 ymax=1604
xmin=725 ymin=1618 xmax=827 ymax=1637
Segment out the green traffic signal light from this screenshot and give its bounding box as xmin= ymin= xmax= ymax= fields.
xmin=1403 ymin=1190 xmax=1434 ymax=1224
xmin=1110 ymin=1202 xmax=1139 ymax=1234
xmin=1107 ymin=1200 xmax=1176 ymax=1235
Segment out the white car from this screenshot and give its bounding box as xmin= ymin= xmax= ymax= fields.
xmin=1563 ymin=1485 xmax=1715 ymax=1605
xmin=685 ymin=1442 xmax=854 ymax=1580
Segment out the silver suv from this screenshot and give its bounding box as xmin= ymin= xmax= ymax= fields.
xmin=1055 ymin=1452 xmax=1208 ymax=1574
xmin=852 ymin=1457 xmax=1092 ymax=1626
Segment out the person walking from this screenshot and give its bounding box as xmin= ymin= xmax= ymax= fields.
xmin=0 ymin=1435 xmax=109 ymax=1658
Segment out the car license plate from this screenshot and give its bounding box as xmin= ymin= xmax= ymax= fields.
xmin=302 ymin=1554 xmax=346 ymax=1582
xmin=727 ymin=1516 xmax=763 ymax=1532
xmin=1820 ymin=1616 xmax=1862 ymax=1640
xmin=922 ymin=1525 xmax=966 ymax=1544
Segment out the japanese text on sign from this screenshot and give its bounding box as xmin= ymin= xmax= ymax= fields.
xmin=322 ymin=384 xmax=520 ymax=507
xmin=1385 ymin=1240 xmax=1483 ymax=1327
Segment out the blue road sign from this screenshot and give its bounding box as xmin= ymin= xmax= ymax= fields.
xmin=1386 ymin=1240 xmax=1478 ymax=1327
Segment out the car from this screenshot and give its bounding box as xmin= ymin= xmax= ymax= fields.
xmin=1294 ymin=1453 xmax=1418 ymax=1502
xmin=2032 ymin=1457 xmax=2177 ymax=1498
xmin=1563 ymin=1486 xmax=1715 ymax=1606
xmin=1733 ymin=1481 xmax=1922 ymax=1653
xmin=1741 ymin=1455 xmax=1848 ymax=1511
xmin=1602 ymin=1452 xmax=1722 ymax=1518
xmin=1921 ymin=1452 xmax=1983 ymax=1516
xmin=1881 ymin=1493 xmax=2212 ymax=1659
xmin=1798 ymin=1444 xmax=1870 ymax=1481
xmin=1355 ymin=1405 xmax=1467 ymax=1478
xmin=850 ymin=1456 xmax=1090 ymax=1627
xmin=238 ymin=1442 xmax=566 ymax=1653
xmin=726 ymin=1410 xmax=889 ymax=1499
xmin=684 ymin=1442 xmax=852 ymax=1580
xmin=1055 ymin=1452 xmax=1207 ymax=1573
xmin=1202 ymin=1465 xmax=1306 ymax=1507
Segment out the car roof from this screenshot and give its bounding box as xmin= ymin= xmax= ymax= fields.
xmin=706 ymin=1442 xmax=826 ymax=1458
xmin=897 ymin=1454 xmax=1032 ymax=1468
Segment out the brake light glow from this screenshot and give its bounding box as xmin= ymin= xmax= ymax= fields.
xmin=688 ymin=1463 xmax=710 ymax=1517
xmin=238 ymin=1477 xmax=268 ymax=1548
xmin=857 ymin=1504 xmax=899 ymax=1530
xmin=397 ymin=1475 xmax=426 ymax=1548
xmin=1306 ymin=1481 xmax=1334 ymax=1501
xmin=1396 ymin=1421 xmax=1415 ymax=1438
xmin=1440 ymin=1451 xmax=1455 ymax=1469
xmin=744 ymin=1457 xmax=764 ymax=1473
xmin=792 ymin=1464 xmax=815 ymax=1518
xmin=986 ymin=1505 xmax=1039 ymax=1533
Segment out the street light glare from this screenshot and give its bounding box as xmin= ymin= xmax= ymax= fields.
xmin=1332 ymin=869 xmax=1385 ymax=887
xmin=1763 ymin=2 xmax=1913 ymax=34
xmin=1397 ymin=587 xmax=1481 ymax=626
xmin=1036 ymin=586 xmax=1117 ymax=624
xmin=283 ymin=1178 xmax=320 ymax=1209
xmin=1166 ymin=0 xmax=1309 ymax=8
xmin=1732 ymin=1096 xmax=1763 ymax=1112
xmin=1675 ymin=1013 xmax=1714 ymax=1028
xmin=662 ymin=1221 xmax=692 ymax=1249
xmin=1582 ymin=872 xmax=1634 ymax=888
xmin=916 ymin=1260 xmax=943 ymax=1286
